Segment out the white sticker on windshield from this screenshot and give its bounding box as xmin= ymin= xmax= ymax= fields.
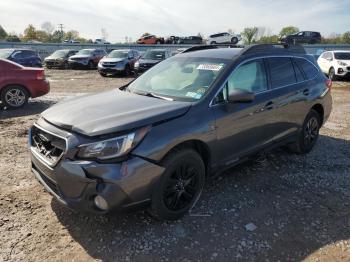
xmin=197 ymin=64 xmax=223 ymax=71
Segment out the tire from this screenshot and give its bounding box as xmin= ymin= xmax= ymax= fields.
xmin=328 ymin=67 xmax=338 ymax=81
xmin=149 ymin=148 xmax=206 ymax=221
xmin=1 ymin=85 xmax=29 ymax=109
xmin=288 ymin=109 xmax=321 ymax=154
xmin=88 ymin=60 xmax=95 ymax=70
xmin=231 ymin=37 xmax=238 ymax=44
xmin=124 ymin=65 xmax=131 ymax=76
xmin=210 ymin=41 xmax=216 ymax=45
xmin=99 ymin=72 xmax=107 ymax=77
xmin=62 ymin=61 xmax=69 ymax=70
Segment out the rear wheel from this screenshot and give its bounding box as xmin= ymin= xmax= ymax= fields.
xmin=288 ymin=109 xmax=321 ymax=154
xmin=210 ymin=41 xmax=216 ymax=45
xmin=124 ymin=65 xmax=131 ymax=76
xmin=231 ymin=37 xmax=238 ymax=44
xmin=1 ymin=85 xmax=29 ymax=109
xmin=149 ymin=149 xmax=205 ymax=220
xmin=88 ymin=60 xmax=95 ymax=69
xmin=62 ymin=61 xmax=69 ymax=69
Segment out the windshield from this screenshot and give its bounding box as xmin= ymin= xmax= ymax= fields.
xmin=107 ymin=50 xmax=128 ymax=58
xmin=76 ymin=49 xmax=92 ymax=55
xmin=50 ymin=50 xmax=69 ymax=58
xmin=128 ymin=57 xmax=227 ymax=101
xmin=334 ymin=52 xmax=350 ymax=60
xmin=143 ymin=50 xmax=165 ymax=60
xmin=0 ymin=49 xmax=13 ymax=59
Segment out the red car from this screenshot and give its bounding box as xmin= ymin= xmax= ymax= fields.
xmin=137 ymin=35 xmax=164 ymax=45
xmin=0 ymin=59 xmax=50 ymax=109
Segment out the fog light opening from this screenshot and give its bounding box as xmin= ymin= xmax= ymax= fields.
xmin=94 ymin=195 xmax=108 ymax=211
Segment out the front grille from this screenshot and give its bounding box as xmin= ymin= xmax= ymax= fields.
xmin=102 ymin=62 xmax=117 ymax=68
xmin=33 ymin=163 xmax=61 ymax=196
xmin=30 ymin=125 xmax=66 ymax=166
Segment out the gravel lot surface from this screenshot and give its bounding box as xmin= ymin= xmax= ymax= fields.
xmin=0 ymin=70 xmax=350 ymax=262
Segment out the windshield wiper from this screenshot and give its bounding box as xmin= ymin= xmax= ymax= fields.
xmin=132 ymin=90 xmax=174 ymax=101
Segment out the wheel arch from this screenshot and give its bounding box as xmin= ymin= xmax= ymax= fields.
xmin=311 ymin=103 xmax=324 ymax=124
xmin=160 ymin=139 xmax=211 ymax=177
xmin=1 ymin=83 xmax=31 ymax=98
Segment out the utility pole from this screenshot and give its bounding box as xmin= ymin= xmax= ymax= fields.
xmin=58 ymin=24 xmax=64 ymax=41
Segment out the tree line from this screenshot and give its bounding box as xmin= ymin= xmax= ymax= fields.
xmin=1 ymin=23 xmax=350 ymax=45
xmin=0 ymin=22 xmax=93 ymax=43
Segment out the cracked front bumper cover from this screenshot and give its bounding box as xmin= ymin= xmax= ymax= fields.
xmin=31 ymin=151 xmax=165 ymax=213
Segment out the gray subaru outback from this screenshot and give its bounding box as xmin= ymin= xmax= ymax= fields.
xmin=29 ymin=44 xmax=332 ymax=220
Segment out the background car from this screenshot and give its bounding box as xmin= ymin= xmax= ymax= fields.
xmin=0 ymin=49 xmax=42 ymax=67
xmin=207 ymin=32 xmax=242 ymax=45
xmin=0 ymin=59 xmax=49 ymax=108
xmin=94 ymin=39 xmax=110 ymax=44
xmin=98 ymin=49 xmax=140 ymax=77
xmin=63 ymin=39 xmax=80 ymax=44
xmin=317 ymin=50 xmax=350 ymax=80
xmin=68 ymin=48 xmax=106 ymax=69
xmin=280 ymin=31 xmax=321 ymax=44
xmin=177 ymin=36 xmax=203 ymax=44
xmin=44 ymin=49 xmax=78 ymax=69
xmin=165 ymin=36 xmax=180 ymax=44
xmin=134 ymin=49 xmax=171 ymax=73
xmin=137 ymin=35 xmax=165 ymax=45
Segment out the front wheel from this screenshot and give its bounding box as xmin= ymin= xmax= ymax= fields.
xmin=328 ymin=67 xmax=338 ymax=81
xmin=149 ymin=149 xmax=205 ymax=220
xmin=288 ymin=109 xmax=321 ymax=154
xmin=99 ymin=72 xmax=107 ymax=77
xmin=1 ymin=85 xmax=29 ymax=109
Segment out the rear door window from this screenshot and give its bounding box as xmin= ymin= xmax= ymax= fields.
xmin=267 ymin=57 xmax=296 ymax=89
xmin=294 ymin=58 xmax=319 ymax=80
xmin=227 ymin=59 xmax=268 ymax=93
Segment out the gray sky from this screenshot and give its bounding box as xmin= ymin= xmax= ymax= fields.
xmin=1 ymin=0 xmax=350 ymax=42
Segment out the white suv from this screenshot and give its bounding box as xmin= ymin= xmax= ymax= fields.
xmin=317 ymin=51 xmax=350 ymax=80
xmin=207 ymin=32 xmax=242 ymax=45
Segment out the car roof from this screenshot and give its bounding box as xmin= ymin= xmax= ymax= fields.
xmin=333 ymin=50 xmax=350 ymax=53
xmin=179 ymin=48 xmax=243 ymax=59
xmin=147 ymin=49 xmax=167 ymax=52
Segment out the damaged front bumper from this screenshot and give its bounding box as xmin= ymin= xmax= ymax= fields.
xmin=29 ymin=121 xmax=164 ymax=213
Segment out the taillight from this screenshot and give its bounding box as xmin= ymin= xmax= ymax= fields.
xmin=36 ymin=70 xmax=45 ymax=80
xmin=325 ymin=78 xmax=332 ymax=90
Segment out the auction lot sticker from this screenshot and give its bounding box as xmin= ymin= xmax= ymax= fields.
xmin=197 ymin=64 xmax=223 ymax=71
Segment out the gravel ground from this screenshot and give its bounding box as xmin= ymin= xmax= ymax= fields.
xmin=0 ymin=70 xmax=350 ymax=262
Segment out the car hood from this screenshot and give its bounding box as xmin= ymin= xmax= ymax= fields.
xmin=41 ymin=89 xmax=191 ymax=137
xmin=139 ymin=59 xmax=162 ymax=64
xmin=69 ymin=55 xmax=91 ymax=59
xmin=100 ymin=58 xmax=125 ymax=63
xmin=45 ymin=56 xmax=64 ymax=61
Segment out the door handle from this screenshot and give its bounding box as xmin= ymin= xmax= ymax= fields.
xmin=303 ymin=89 xmax=309 ymax=96
xmin=263 ymin=101 xmax=274 ymax=110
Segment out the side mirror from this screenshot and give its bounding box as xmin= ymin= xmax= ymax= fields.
xmin=228 ymin=89 xmax=255 ymax=103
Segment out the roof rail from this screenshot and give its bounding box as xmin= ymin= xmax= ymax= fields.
xmin=240 ymin=44 xmax=306 ymax=56
xmin=181 ymin=45 xmax=218 ymax=53
xmin=181 ymin=44 xmax=244 ymax=53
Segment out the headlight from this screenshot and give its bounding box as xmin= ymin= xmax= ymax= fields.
xmin=337 ymin=61 xmax=347 ymax=66
xmin=134 ymin=61 xmax=140 ymax=68
xmin=77 ymin=126 xmax=150 ymax=160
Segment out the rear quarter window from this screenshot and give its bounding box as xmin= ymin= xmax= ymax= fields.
xmin=294 ymin=58 xmax=319 ymax=80
xmin=267 ymin=57 xmax=296 ymax=89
